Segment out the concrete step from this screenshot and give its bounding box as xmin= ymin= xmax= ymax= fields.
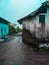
xmin=5 ymin=36 xmax=9 ymax=38
xmin=0 ymin=39 xmax=4 ymax=42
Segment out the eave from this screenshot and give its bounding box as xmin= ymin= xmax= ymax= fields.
xmin=0 ymin=17 xmax=10 ymax=24
xmin=17 ymin=1 xmax=47 ymax=24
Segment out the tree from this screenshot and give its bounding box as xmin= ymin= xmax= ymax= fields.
xmin=16 ymin=26 xmax=22 ymax=33
xmin=9 ymin=24 xmax=17 ymax=35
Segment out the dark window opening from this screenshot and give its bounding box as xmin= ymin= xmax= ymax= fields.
xmin=4 ymin=27 xmax=6 ymax=33
xmin=1 ymin=27 xmax=3 ymax=33
xmin=1 ymin=27 xmax=3 ymax=36
xmin=39 ymin=15 xmax=45 ymax=23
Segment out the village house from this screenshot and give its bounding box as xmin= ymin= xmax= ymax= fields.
xmin=18 ymin=1 xmax=49 ymax=47
xmin=0 ymin=17 xmax=9 ymax=39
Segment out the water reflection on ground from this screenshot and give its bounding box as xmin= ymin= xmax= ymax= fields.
xmin=0 ymin=36 xmax=49 ymax=65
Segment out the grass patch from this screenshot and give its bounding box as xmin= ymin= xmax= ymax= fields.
xmin=38 ymin=46 xmax=49 ymax=52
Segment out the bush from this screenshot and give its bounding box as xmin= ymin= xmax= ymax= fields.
xmin=38 ymin=46 xmax=48 ymax=52
xmin=9 ymin=24 xmax=17 ymax=35
xmin=16 ymin=26 xmax=22 ymax=33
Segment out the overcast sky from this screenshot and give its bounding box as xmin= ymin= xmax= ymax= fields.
xmin=0 ymin=0 xmax=45 ymax=27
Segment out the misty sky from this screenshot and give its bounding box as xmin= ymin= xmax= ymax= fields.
xmin=0 ymin=0 xmax=46 ymax=27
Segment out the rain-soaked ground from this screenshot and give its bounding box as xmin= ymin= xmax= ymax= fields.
xmin=0 ymin=36 xmax=49 ymax=65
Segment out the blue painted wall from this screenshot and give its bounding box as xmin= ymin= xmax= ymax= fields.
xmin=0 ymin=23 xmax=9 ymax=38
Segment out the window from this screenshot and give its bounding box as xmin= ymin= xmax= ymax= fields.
xmin=1 ymin=27 xmax=3 ymax=36
xmin=4 ymin=27 xmax=6 ymax=33
xmin=1 ymin=27 xmax=3 ymax=33
xmin=39 ymin=15 xmax=45 ymax=23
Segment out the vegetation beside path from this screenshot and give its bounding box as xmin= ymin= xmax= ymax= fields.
xmin=9 ymin=24 xmax=22 ymax=35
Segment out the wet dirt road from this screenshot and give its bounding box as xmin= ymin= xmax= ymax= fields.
xmin=0 ymin=36 xmax=49 ymax=65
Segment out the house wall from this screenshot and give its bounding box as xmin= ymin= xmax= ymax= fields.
xmin=23 ymin=14 xmax=45 ymax=38
xmin=22 ymin=7 xmax=49 ymax=40
xmin=46 ymin=7 xmax=49 ymax=30
xmin=0 ymin=23 xmax=9 ymax=38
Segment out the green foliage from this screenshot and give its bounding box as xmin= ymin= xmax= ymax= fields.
xmin=38 ymin=46 xmax=48 ymax=52
xmin=9 ymin=24 xmax=17 ymax=35
xmin=9 ymin=24 xmax=22 ymax=35
xmin=16 ymin=26 xmax=22 ymax=33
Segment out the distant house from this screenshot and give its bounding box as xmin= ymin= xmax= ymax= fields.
xmin=18 ymin=1 xmax=49 ymax=46
xmin=0 ymin=17 xmax=9 ymax=38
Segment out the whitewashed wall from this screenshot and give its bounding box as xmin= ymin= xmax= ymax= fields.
xmin=23 ymin=7 xmax=49 ymax=38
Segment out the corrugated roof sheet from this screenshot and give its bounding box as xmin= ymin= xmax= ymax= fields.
xmin=18 ymin=1 xmax=48 ymax=24
xmin=0 ymin=17 xmax=10 ymax=24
